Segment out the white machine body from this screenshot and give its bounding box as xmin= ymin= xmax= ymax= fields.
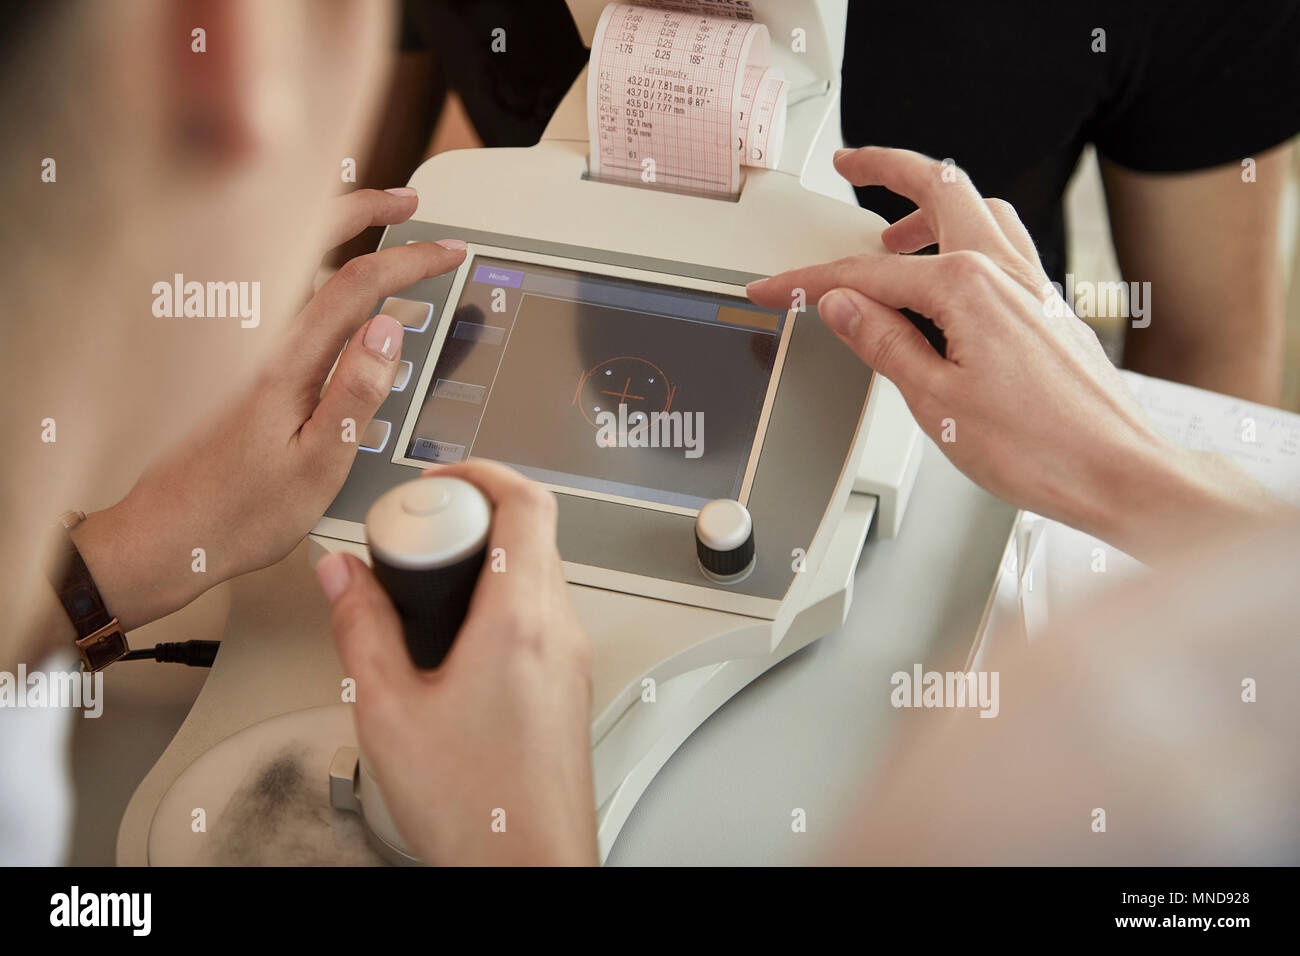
xmin=119 ymin=0 xmax=922 ymax=865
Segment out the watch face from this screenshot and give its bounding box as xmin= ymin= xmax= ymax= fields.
xmin=80 ymin=626 xmax=127 ymax=671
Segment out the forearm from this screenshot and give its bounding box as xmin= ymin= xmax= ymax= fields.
xmin=9 ymin=499 xmax=204 ymax=671
xmin=69 ymin=498 xmax=208 ymax=634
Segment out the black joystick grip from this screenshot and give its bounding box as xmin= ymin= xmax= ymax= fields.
xmin=370 ymin=543 xmax=486 ymax=668
xmin=365 ymin=477 xmax=492 ymax=669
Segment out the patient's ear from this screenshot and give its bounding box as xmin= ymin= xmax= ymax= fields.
xmin=167 ymin=0 xmax=258 ymax=163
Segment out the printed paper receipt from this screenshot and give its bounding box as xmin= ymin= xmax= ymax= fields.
xmin=588 ymin=1 xmax=787 ymax=197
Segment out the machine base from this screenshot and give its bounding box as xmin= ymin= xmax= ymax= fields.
xmin=128 ymin=496 xmax=875 ymax=865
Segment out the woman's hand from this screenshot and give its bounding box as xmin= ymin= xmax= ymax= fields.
xmin=315 ymin=460 xmax=598 ymax=866
xmin=747 ymin=147 xmax=1282 ymax=562
xmin=72 ymin=188 xmax=466 ymax=629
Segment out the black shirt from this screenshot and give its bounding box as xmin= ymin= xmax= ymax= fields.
xmin=840 ymin=0 xmax=1300 ymax=285
xmin=404 ymin=0 xmax=1300 ymax=288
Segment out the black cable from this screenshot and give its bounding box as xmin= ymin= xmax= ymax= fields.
xmin=120 ymin=640 xmax=220 ymax=667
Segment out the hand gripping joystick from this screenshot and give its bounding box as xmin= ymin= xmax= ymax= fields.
xmin=330 ymin=475 xmax=492 ymax=865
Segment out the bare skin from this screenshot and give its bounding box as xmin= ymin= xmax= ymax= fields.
xmin=1103 ymin=145 xmax=1290 ymax=405
xmin=318 ymin=460 xmax=598 ymax=866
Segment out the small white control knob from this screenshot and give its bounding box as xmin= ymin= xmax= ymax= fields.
xmin=695 ymin=499 xmax=756 ymax=583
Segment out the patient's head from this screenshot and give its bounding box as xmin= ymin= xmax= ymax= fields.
xmin=0 ymin=0 xmax=395 ymax=632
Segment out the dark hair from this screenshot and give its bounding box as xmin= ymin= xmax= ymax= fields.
xmin=2 ymin=1 xmax=69 ymax=68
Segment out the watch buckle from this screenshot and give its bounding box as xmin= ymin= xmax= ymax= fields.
xmin=76 ymin=619 xmax=128 ymax=672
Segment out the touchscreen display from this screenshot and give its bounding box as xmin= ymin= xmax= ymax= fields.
xmin=398 ymin=254 xmax=788 ymax=511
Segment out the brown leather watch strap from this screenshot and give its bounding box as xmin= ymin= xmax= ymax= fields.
xmin=46 ymin=510 xmax=128 ymax=671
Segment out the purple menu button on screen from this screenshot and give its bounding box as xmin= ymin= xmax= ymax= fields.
xmin=473 ymin=265 xmax=524 ymax=288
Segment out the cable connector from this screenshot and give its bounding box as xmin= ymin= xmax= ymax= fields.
xmin=121 ymin=640 xmax=221 ymax=667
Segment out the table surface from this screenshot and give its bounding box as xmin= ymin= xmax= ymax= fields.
xmin=605 ymin=438 xmax=1017 ymax=865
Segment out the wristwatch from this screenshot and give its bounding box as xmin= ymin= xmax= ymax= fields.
xmin=45 ymin=510 xmax=129 ymax=671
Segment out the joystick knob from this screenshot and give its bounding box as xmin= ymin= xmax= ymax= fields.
xmin=695 ymin=498 xmax=755 ymax=583
xmin=365 ymin=476 xmax=491 ymax=669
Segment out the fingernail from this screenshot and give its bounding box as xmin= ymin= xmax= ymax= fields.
xmin=363 ymin=313 xmax=402 ymax=360
xmin=316 ymin=552 xmax=351 ymax=601
xmin=384 ymin=186 xmax=417 ymax=197
xmin=745 ymin=278 xmax=766 ymax=293
xmin=435 ymin=238 xmax=467 ymax=251
xmin=819 ymin=291 xmax=861 ymax=336
xmin=834 ymin=148 xmax=852 ymax=161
